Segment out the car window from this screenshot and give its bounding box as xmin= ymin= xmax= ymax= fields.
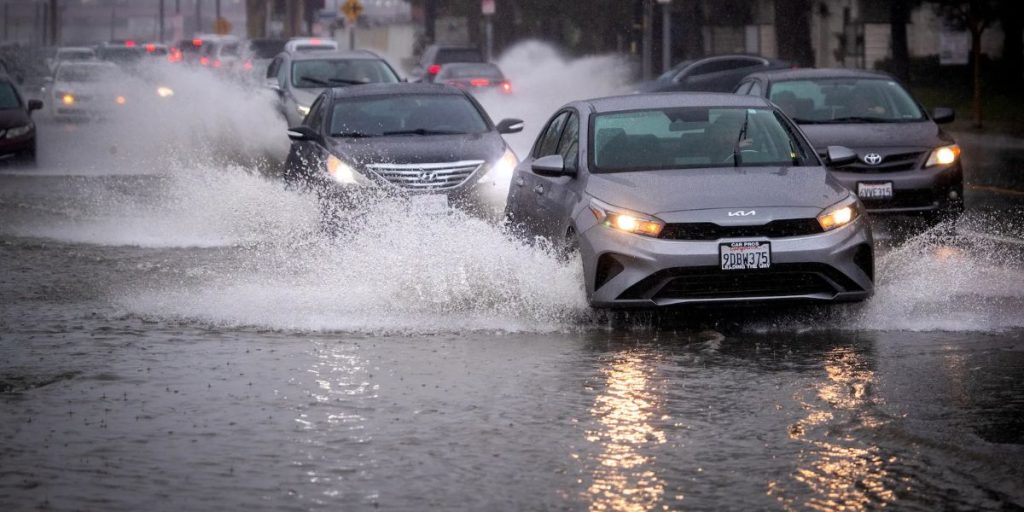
xmin=291 ymin=59 xmax=399 ymax=88
xmin=557 ymin=112 xmax=580 ymax=171
xmin=305 ymin=96 xmax=325 ymax=127
xmin=749 ymin=81 xmax=763 ymax=96
xmin=735 ymin=81 xmax=752 ymax=95
xmin=267 ymin=57 xmax=281 ymax=79
xmin=768 ymin=78 xmax=925 ymax=123
xmin=438 ymin=63 xmax=503 ymax=80
xmin=0 ymin=82 xmax=21 ymax=109
xmin=535 ymin=112 xmax=569 ymax=158
xmin=329 ymin=94 xmax=488 ymax=137
xmin=435 ymin=48 xmax=483 ymax=64
xmin=691 ymin=58 xmax=760 ymax=76
xmin=591 ymin=107 xmax=810 ymax=172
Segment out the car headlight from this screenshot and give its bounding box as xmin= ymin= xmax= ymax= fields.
xmin=6 ymin=124 xmax=33 ymax=138
xmin=924 ymin=144 xmax=960 ymax=167
xmin=817 ymin=195 xmax=862 ymax=231
xmin=156 ymin=86 xmax=174 ymax=98
xmin=60 ymin=93 xmax=75 ymax=105
xmin=325 ymin=154 xmax=368 ymax=186
xmin=297 ymin=104 xmax=310 ymax=117
xmin=478 ymin=149 xmax=518 ymax=185
xmin=589 ymin=198 xmax=664 ymax=237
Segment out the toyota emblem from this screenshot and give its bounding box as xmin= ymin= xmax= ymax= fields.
xmin=863 ymin=153 xmax=883 ymax=165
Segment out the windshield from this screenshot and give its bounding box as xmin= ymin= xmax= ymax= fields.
xmin=768 ymin=78 xmax=925 ymax=123
xmin=98 ymin=47 xmax=143 ymax=63
xmin=0 ymin=82 xmax=20 ymax=109
xmin=592 ymin=107 xmax=813 ymax=172
xmin=57 ymin=49 xmax=94 ymax=61
xmin=440 ymin=64 xmax=503 ymax=80
xmin=56 ymin=64 xmax=116 ymax=83
xmin=330 ymin=94 xmax=489 ymax=137
xmin=435 ymin=49 xmax=483 ymax=64
xmin=291 ymin=59 xmax=398 ymax=88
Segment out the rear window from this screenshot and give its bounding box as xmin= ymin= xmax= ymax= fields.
xmin=98 ymin=47 xmax=143 ymax=63
xmin=0 ymin=82 xmax=20 ymax=109
xmin=330 ymin=94 xmax=488 ymax=137
xmin=291 ymin=59 xmax=399 ymax=88
xmin=440 ymin=64 xmax=503 ymax=80
xmin=435 ymin=48 xmax=483 ymax=64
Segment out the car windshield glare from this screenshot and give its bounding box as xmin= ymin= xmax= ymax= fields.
xmin=768 ymin=78 xmax=925 ymax=123
xmin=592 ymin=107 xmax=806 ymax=172
xmin=292 ymin=59 xmax=398 ymax=88
xmin=330 ymin=94 xmax=488 ymax=137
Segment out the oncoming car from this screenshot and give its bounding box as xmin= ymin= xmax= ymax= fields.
xmin=505 ymin=93 xmax=874 ymax=308
xmin=283 ymin=83 xmax=524 ymax=222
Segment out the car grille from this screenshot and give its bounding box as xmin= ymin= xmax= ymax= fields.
xmin=618 ymin=263 xmax=863 ymax=301
xmin=366 ymin=160 xmax=484 ymax=191
xmin=836 ymin=151 xmax=926 ymax=173
xmin=658 ymin=219 xmax=823 ymax=241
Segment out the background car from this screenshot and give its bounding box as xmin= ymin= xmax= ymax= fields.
xmin=266 ymin=50 xmax=401 ymax=127
xmin=47 ymin=46 xmax=96 ymax=73
xmin=505 ymin=93 xmax=873 ymax=308
xmin=283 ymin=83 xmax=523 ymax=222
xmin=198 ymin=35 xmax=250 ymax=73
xmin=434 ymin=63 xmax=512 ymax=95
xmin=737 ymin=68 xmax=962 ymax=221
xmin=169 ymin=35 xmax=220 ymax=65
xmin=49 ymin=61 xmax=126 ymax=120
xmin=96 ymin=41 xmax=145 ymax=68
xmin=414 ymin=44 xmax=484 ymax=82
xmin=0 ymin=73 xmax=42 ymax=164
xmin=636 ymin=54 xmax=791 ymax=93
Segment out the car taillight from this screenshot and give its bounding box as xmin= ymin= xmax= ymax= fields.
xmin=501 ymin=81 xmax=512 ymax=93
xmin=310 ymin=38 xmax=321 ymax=44
xmin=213 ymin=59 xmax=222 ymax=68
xmin=470 ymin=78 xmax=490 ymax=87
xmin=145 ymin=43 xmax=156 ymax=53
xmin=125 ymin=40 xmax=136 ymax=48
xmin=200 ymin=56 xmax=210 ymax=66
xmin=243 ymin=60 xmax=253 ymax=71
xmin=168 ymin=49 xmax=182 ymax=62
xmin=427 ymin=64 xmax=441 ymax=75
xmin=192 ymin=38 xmax=202 ymax=47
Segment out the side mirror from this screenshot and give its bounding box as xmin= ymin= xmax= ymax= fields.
xmin=932 ymin=107 xmax=955 ymax=124
xmin=826 ymin=146 xmax=857 ymax=166
xmin=27 ymin=99 xmax=43 ymax=112
xmin=287 ymin=125 xmax=319 ymax=142
xmin=532 ymin=154 xmax=574 ymax=176
xmin=496 ymin=118 xmax=524 ymax=134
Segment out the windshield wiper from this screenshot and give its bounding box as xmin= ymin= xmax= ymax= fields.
xmin=381 ymin=128 xmax=466 ymax=136
xmin=331 ymin=131 xmax=376 ymax=138
xmin=326 ymin=78 xmax=368 ymax=85
xmin=733 ymin=110 xmax=750 ymax=167
xmin=296 ymin=76 xmax=329 ymax=86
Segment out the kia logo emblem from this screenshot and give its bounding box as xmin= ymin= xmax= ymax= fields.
xmin=418 ymin=171 xmax=438 ymax=183
xmin=728 ymin=210 xmax=756 ymax=217
xmin=863 ymin=153 xmax=883 ymax=165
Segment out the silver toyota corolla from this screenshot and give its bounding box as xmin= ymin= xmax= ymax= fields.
xmin=505 ymin=93 xmax=874 ymax=308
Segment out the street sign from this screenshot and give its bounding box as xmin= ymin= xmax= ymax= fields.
xmin=482 ymin=0 xmax=495 ymax=16
xmin=342 ymin=0 xmax=363 ymax=24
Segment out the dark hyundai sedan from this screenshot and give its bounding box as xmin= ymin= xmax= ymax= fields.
xmin=0 ymin=74 xmax=43 ymax=164
xmin=737 ymin=68 xmax=962 ymax=221
xmin=283 ymin=83 xmax=523 ymax=222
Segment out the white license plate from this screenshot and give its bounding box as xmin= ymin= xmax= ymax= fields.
xmin=857 ymin=182 xmax=893 ymax=200
xmin=720 ymin=241 xmax=771 ymax=270
xmin=409 ymin=194 xmax=449 ymax=214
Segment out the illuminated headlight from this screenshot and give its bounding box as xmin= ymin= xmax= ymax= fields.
xmin=5 ymin=124 xmax=33 ymax=139
xmin=60 ymin=93 xmax=75 ymax=105
xmin=590 ymin=199 xmax=664 ymax=238
xmin=156 ymin=86 xmax=174 ymax=98
xmin=325 ymin=154 xmax=367 ymax=185
xmin=817 ymin=195 xmax=862 ymax=231
xmin=297 ymin=104 xmax=310 ymax=117
xmin=924 ymin=144 xmax=960 ymax=167
xmin=477 ymin=149 xmax=518 ymax=185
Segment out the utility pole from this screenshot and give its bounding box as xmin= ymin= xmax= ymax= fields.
xmin=49 ymin=0 xmax=58 ymax=45
xmin=642 ymin=0 xmax=653 ymax=80
xmin=482 ymin=0 xmax=494 ymax=60
xmin=658 ymin=0 xmax=671 ymax=72
xmin=425 ymin=0 xmax=436 ymax=44
xmin=195 ymin=0 xmax=202 ymax=34
xmin=159 ymin=0 xmax=165 ymax=42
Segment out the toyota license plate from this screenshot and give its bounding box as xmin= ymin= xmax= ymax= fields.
xmin=720 ymin=241 xmax=771 ymax=270
xmin=409 ymin=194 xmax=449 ymax=214
xmin=857 ymin=182 xmax=893 ymax=200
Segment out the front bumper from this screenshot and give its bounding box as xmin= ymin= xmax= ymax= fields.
xmin=0 ymin=132 xmax=35 ymax=157
xmin=314 ymin=173 xmax=510 ymax=222
xmin=832 ymin=162 xmax=963 ymax=213
xmin=581 ymin=216 xmax=874 ymax=308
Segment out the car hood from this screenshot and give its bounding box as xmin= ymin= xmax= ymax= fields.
xmin=0 ymin=108 xmax=31 ymax=129
xmin=798 ymin=121 xmax=952 ymax=151
xmin=331 ymin=131 xmax=506 ymax=167
xmin=585 ymin=166 xmax=849 ymax=215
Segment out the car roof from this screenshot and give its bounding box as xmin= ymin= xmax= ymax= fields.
xmin=329 ymin=82 xmax=465 ymax=99
xmin=290 ymin=50 xmax=385 ymax=62
xmin=579 ymin=92 xmax=773 ymax=113
xmin=745 ymin=67 xmax=892 ymax=82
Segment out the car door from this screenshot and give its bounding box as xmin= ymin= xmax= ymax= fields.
xmin=507 ymin=111 xmax=569 ymax=236
xmin=533 ymin=109 xmax=582 ymax=241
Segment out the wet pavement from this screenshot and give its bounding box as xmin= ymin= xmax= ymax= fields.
xmin=2 ymin=89 xmax=1024 ymax=510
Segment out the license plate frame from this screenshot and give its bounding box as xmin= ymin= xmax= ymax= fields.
xmin=857 ymin=181 xmax=893 ymax=200
xmin=409 ymin=194 xmax=449 ymax=214
xmin=720 ymin=241 xmax=772 ymax=271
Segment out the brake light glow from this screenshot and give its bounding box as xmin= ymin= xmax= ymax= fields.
xmin=115 ymin=96 xmax=127 ymax=105
xmin=213 ymin=59 xmax=222 ymax=68
xmin=501 ymin=81 xmax=512 ymax=93
xmin=168 ymin=48 xmax=182 ymax=62
xmin=124 ymin=40 xmax=136 ymax=47
xmin=427 ymin=64 xmax=441 ymax=75
xmin=192 ymin=38 xmax=203 ymax=47
xmin=200 ymin=56 xmax=210 ymax=66
xmin=470 ymin=78 xmax=490 ymax=87
xmin=243 ymin=60 xmax=253 ymax=71
xmin=310 ymin=38 xmax=321 ymax=44
xmin=145 ymin=43 xmax=156 ymax=53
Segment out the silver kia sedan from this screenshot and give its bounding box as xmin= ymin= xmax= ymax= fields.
xmin=505 ymin=93 xmax=875 ymax=308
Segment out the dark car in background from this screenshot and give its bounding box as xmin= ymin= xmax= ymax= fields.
xmin=266 ymin=50 xmax=401 ymax=126
xmin=504 ymin=93 xmax=872 ymax=308
xmin=414 ymin=44 xmax=484 ymax=82
xmin=434 ymin=63 xmax=512 ymax=94
xmin=0 ymin=73 xmax=43 ymax=164
xmin=283 ymin=83 xmax=523 ymax=222
xmin=737 ymin=68 xmax=962 ymax=221
xmin=636 ymin=54 xmax=791 ymax=93
xmin=96 ymin=41 xmax=145 ymax=67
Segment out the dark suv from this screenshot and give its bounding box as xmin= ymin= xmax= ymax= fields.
xmin=737 ymin=68 xmax=962 ymax=221
xmin=636 ymin=54 xmax=790 ymax=93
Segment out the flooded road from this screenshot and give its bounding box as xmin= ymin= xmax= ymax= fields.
xmin=3 ymin=53 xmax=1024 ymax=510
